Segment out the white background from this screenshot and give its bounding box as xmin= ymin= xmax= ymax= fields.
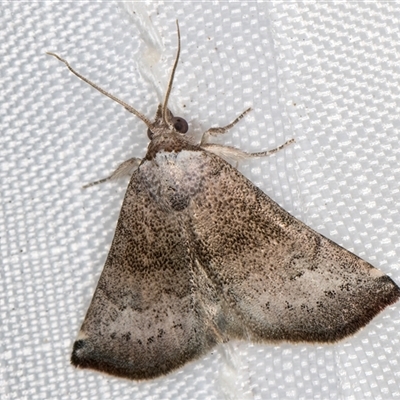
xmin=1 ymin=2 xmax=400 ymax=399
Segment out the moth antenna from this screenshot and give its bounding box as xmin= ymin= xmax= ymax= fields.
xmin=162 ymin=20 xmax=181 ymax=126
xmin=46 ymin=52 xmax=152 ymax=128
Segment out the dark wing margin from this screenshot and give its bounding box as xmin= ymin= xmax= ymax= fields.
xmin=71 ymin=170 xmax=227 ymax=380
xmin=188 ymin=152 xmax=400 ymax=344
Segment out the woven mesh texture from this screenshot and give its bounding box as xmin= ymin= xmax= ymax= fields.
xmin=1 ymin=2 xmax=400 ymax=399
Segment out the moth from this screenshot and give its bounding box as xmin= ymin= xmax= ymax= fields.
xmin=48 ymin=23 xmax=400 ymax=380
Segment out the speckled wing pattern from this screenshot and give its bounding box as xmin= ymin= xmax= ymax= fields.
xmin=187 ymin=151 xmax=400 ymax=343
xmin=71 ymin=148 xmax=400 ymax=380
xmin=48 ymin=21 xmax=400 ymax=383
xmin=71 ymin=166 xmax=231 ymax=380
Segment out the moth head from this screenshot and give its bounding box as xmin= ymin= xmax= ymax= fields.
xmin=147 ymin=106 xmax=188 ymax=139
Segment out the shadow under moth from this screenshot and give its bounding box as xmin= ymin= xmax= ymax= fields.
xmin=48 ymin=22 xmax=400 ymax=380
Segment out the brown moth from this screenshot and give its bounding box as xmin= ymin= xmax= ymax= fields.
xmin=48 ymin=23 xmax=400 ymax=380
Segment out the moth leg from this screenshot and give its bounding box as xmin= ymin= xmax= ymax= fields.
xmin=201 ymin=139 xmax=295 ymax=163
xmin=200 ymin=108 xmax=252 ymax=145
xmin=83 ymin=157 xmax=141 ymax=188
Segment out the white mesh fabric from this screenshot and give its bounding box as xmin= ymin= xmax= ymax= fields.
xmin=1 ymin=2 xmax=400 ymax=399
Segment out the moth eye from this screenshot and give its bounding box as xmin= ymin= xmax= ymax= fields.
xmin=172 ymin=117 xmax=188 ymax=133
xmin=147 ymin=128 xmax=154 ymax=139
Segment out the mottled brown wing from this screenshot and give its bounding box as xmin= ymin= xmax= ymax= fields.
xmin=71 ymin=169 xmax=228 ymax=380
xmin=188 ymin=152 xmax=400 ymax=343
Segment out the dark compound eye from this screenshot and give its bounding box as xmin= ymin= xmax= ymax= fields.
xmin=147 ymin=116 xmax=188 ymax=139
xmin=172 ymin=117 xmax=188 ymax=133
